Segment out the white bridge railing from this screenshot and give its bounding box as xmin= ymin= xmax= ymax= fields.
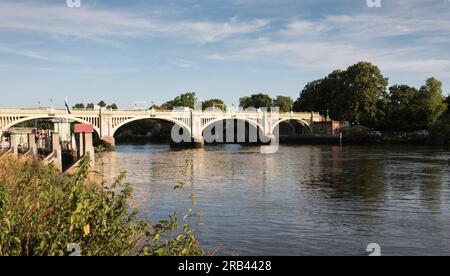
xmin=0 ymin=108 xmax=324 ymax=141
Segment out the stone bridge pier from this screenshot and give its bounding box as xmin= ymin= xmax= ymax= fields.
xmin=98 ymin=111 xmax=116 ymax=150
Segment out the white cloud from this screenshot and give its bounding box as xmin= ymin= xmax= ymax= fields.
xmin=279 ymin=21 xmax=329 ymax=37
xmin=1 ymin=0 xmax=450 ymax=85
xmin=168 ymin=59 xmax=196 ymax=68
xmin=0 ymin=45 xmax=79 ymax=63
xmin=206 ymin=2 xmax=450 ymax=81
xmin=183 ymin=19 xmax=270 ymax=43
xmin=0 ymin=1 xmax=270 ymax=45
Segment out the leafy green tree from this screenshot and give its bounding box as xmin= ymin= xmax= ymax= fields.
xmin=429 ymin=92 xmax=450 ymax=144
xmin=383 ymin=79 xmax=447 ymax=130
xmin=107 ymin=103 xmax=118 ymax=110
xmin=295 ymin=63 xmax=388 ymax=126
xmin=335 ymin=62 xmax=389 ymax=126
xmin=72 ymin=103 xmax=85 ymax=109
xmin=385 ymin=85 xmax=420 ymax=130
xmin=445 ymin=95 xmax=450 ymax=115
xmin=273 ymin=96 xmax=293 ymax=112
xmin=149 ymin=104 xmax=162 ymax=110
xmin=430 ymin=116 xmax=450 ymax=145
xmin=239 ymin=93 xmax=272 ymax=110
xmin=417 ymin=77 xmax=447 ymax=126
xmin=162 ymin=92 xmax=197 ymax=110
xmin=86 ymin=103 xmax=95 ymax=109
xmin=296 ymin=62 xmax=389 ymax=124
xmin=294 ymin=79 xmax=323 ymax=113
xmin=321 ymin=70 xmax=345 ymax=119
xmin=97 ymin=101 xmax=107 ymax=108
xmin=203 ymin=99 xmax=226 ymax=111
xmin=294 ymin=70 xmax=343 ymax=117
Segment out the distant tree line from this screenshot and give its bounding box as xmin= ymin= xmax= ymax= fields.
xmin=73 ymin=61 xmax=450 ymax=144
xmin=239 ymin=94 xmax=293 ymax=112
xmin=158 ymin=92 xmax=228 ymax=111
xmin=293 ymin=61 xmax=448 ymax=132
xmin=72 ymin=101 xmax=118 ymax=110
xmin=153 ymin=92 xmax=294 ymax=112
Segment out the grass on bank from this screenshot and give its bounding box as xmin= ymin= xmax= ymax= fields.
xmin=0 ymin=153 xmax=203 ymax=256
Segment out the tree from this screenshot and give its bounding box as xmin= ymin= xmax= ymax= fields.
xmin=272 ymin=96 xmax=293 ymax=112
xmin=321 ymin=70 xmax=345 ymax=119
xmin=385 ymin=85 xmax=420 ymax=130
xmin=445 ymin=95 xmax=450 ymax=115
xmin=86 ymin=103 xmax=95 ymax=109
xmin=430 ymin=116 xmax=450 ymax=145
xmin=98 ymin=101 xmax=107 ymax=108
xmin=417 ymin=77 xmax=447 ymax=126
xmin=273 ymin=96 xmax=293 ymax=112
xmin=107 ymin=103 xmax=118 ymax=110
xmin=149 ymin=104 xmax=162 ymax=110
xmin=203 ymin=99 xmax=226 ymax=111
xmin=429 ymin=92 xmax=450 ymax=144
xmin=295 ymin=70 xmax=344 ymax=117
xmin=72 ymin=103 xmax=85 ymax=109
xmin=162 ymin=92 xmax=197 ymax=110
xmin=294 ymin=79 xmax=323 ymax=113
xmin=383 ymin=79 xmax=447 ymax=130
xmin=334 ymin=62 xmax=388 ymax=126
xmin=239 ymin=93 xmax=272 ymax=110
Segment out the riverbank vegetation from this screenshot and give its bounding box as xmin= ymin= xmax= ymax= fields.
xmin=72 ymin=61 xmax=449 ymax=145
xmin=0 ymin=153 xmax=203 ymax=256
xmin=73 ymin=101 xmax=118 ymax=110
xmin=293 ymin=61 xmax=449 ymax=145
xmin=145 ymin=63 xmax=448 ymax=146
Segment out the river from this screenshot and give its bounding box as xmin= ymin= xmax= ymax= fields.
xmin=100 ymin=144 xmax=450 ymax=256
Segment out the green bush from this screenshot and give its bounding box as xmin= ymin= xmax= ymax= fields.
xmin=430 ymin=116 xmax=450 ymax=145
xmin=342 ymin=125 xmax=370 ymax=143
xmin=0 ymin=154 xmax=203 ymax=256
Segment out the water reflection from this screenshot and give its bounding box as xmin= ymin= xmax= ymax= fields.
xmin=100 ymin=144 xmax=450 ymax=255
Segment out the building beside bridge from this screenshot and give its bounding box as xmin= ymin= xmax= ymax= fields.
xmin=313 ymin=120 xmax=341 ymax=135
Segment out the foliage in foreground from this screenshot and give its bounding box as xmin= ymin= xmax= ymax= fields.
xmin=0 ymin=154 xmax=203 ymax=256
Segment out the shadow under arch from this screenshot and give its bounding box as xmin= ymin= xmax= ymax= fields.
xmin=112 ymin=117 xmax=192 ymax=143
xmin=271 ymin=118 xmax=311 ymax=135
xmin=201 ymin=117 xmax=264 ymax=135
xmin=201 ymin=118 xmax=267 ymax=144
xmin=2 ymin=116 xmax=101 ymax=138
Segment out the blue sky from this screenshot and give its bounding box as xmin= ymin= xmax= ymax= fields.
xmin=0 ymin=0 xmax=449 ymax=108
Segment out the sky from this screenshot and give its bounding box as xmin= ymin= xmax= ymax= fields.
xmin=0 ymin=0 xmax=449 ymax=109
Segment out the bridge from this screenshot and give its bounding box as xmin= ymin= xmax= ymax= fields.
xmin=0 ymin=108 xmax=323 ymax=149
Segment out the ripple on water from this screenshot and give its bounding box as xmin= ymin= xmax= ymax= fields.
xmin=100 ymin=144 xmax=450 ymax=255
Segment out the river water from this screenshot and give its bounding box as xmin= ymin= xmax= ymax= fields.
xmin=100 ymin=144 xmax=450 ymax=256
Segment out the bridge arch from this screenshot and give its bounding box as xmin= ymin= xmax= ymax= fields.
xmin=2 ymin=115 xmax=101 ymax=136
xmin=200 ymin=117 xmax=264 ymax=135
xmin=111 ymin=116 xmax=191 ymax=137
xmin=271 ymin=118 xmax=311 ymax=134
